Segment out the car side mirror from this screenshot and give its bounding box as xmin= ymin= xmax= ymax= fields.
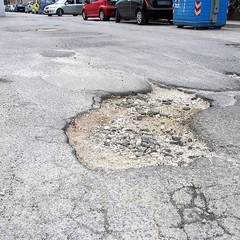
xmin=65 ymin=1 xmax=68 ymax=4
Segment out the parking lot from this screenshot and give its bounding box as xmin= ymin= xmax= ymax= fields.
xmin=0 ymin=12 xmax=240 ymax=239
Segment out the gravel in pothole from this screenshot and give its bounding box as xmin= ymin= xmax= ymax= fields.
xmin=67 ymin=86 xmax=215 ymax=171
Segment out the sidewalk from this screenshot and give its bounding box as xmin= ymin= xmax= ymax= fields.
xmin=226 ymin=20 xmax=240 ymax=28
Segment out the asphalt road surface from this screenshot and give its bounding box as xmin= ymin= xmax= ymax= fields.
xmin=0 ymin=13 xmax=240 ymax=239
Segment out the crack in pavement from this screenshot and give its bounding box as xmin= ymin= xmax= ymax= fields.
xmin=169 ymin=184 xmax=233 ymax=238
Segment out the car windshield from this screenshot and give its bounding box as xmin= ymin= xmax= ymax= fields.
xmin=108 ymin=0 xmax=118 ymax=3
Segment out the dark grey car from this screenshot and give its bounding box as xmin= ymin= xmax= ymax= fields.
xmin=115 ymin=0 xmax=173 ymax=25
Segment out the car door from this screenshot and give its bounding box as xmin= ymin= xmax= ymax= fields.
xmin=130 ymin=0 xmax=141 ymax=18
xmin=117 ymin=0 xmax=131 ymax=18
xmin=85 ymin=0 xmax=94 ymax=16
xmin=90 ymin=0 xmax=101 ymax=16
xmin=75 ymin=0 xmax=83 ymax=14
xmin=63 ymin=0 xmax=75 ymax=14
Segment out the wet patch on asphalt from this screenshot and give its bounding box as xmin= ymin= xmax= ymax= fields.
xmin=36 ymin=28 xmax=58 ymax=32
xmin=1 ymin=27 xmax=32 ymax=32
xmin=41 ymin=50 xmax=75 ymax=58
xmin=66 ymin=85 xmax=215 ymax=171
xmin=0 ymin=78 xmax=12 ymax=83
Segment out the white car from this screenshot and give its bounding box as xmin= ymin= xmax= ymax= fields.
xmin=25 ymin=1 xmax=33 ymax=13
xmin=44 ymin=0 xmax=83 ymax=16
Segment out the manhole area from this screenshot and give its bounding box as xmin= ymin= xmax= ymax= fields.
xmin=67 ymin=86 xmax=214 ymax=171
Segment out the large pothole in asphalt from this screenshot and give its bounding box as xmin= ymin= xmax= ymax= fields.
xmin=66 ymin=86 xmax=215 ymax=171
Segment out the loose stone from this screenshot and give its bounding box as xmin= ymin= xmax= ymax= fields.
xmin=135 ymin=152 xmax=144 ymax=157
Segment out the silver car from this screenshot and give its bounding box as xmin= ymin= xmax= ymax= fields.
xmin=25 ymin=1 xmax=33 ymax=13
xmin=44 ymin=0 xmax=83 ymax=16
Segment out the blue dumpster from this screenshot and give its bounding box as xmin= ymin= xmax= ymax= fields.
xmin=173 ymin=0 xmax=229 ymax=28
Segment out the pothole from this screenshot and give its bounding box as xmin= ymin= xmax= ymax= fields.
xmin=225 ymin=72 xmax=240 ymax=79
xmin=225 ymin=43 xmax=240 ymax=48
xmin=67 ymin=86 xmax=215 ymax=171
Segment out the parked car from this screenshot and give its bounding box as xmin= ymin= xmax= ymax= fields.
xmin=15 ymin=3 xmax=26 ymax=12
xmin=44 ymin=0 xmax=83 ymax=16
xmin=39 ymin=0 xmax=55 ymax=13
xmin=82 ymin=0 xmax=118 ymax=21
xmin=25 ymin=1 xmax=33 ymax=13
xmin=115 ymin=0 xmax=173 ymax=25
xmin=5 ymin=5 xmax=11 ymax=12
xmin=5 ymin=4 xmax=15 ymax=11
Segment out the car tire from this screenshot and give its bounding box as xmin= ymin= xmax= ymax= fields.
xmin=136 ymin=10 xmax=147 ymax=25
xmin=57 ymin=8 xmax=63 ymax=16
xmin=115 ymin=9 xmax=121 ymax=23
xmin=48 ymin=14 xmax=52 ymax=16
xmin=99 ymin=10 xmax=109 ymax=21
xmin=168 ymin=19 xmax=173 ymax=25
xmin=82 ymin=11 xmax=88 ymax=20
xmin=73 ymin=14 xmax=78 ymax=16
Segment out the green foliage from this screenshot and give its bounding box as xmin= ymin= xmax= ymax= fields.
xmin=230 ymin=0 xmax=240 ymax=12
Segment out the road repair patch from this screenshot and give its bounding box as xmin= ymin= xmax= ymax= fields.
xmin=66 ymin=86 xmax=215 ymax=171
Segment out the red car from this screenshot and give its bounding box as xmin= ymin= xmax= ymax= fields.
xmin=82 ymin=0 xmax=117 ymax=21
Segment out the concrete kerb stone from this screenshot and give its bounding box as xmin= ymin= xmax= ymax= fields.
xmin=225 ymin=20 xmax=240 ymax=28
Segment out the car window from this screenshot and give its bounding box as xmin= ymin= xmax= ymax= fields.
xmin=46 ymin=0 xmax=54 ymax=4
xmin=67 ymin=0 xmax=74 ymax=4
xmin=76 ymin=0 xmax=82 ymax=3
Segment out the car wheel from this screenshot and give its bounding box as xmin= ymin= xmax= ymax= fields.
xmin=48 ymin=14 xmax=52 ymax=16
xmin=168 ymin=19 xmax=173 ymax=25
xmin=82 ymin=11 xmax=88 ymax=20
xmin=73 ymin=14 xmax=78 ymax=16
xmin=115 ymin=9 xmax=121 ymax=23
xmin=136 ymin=10 xmax=147 ymax=25
xmin=57 ymin=8 xmax=63 ymax=16
xmin=99 ymin=10 xmax=108 ymax=21
xmin=177 ymin=25 xmax=183 ymax=28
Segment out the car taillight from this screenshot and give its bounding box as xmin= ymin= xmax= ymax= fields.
xmin=144 ymin=0 xmax=152 ymax=6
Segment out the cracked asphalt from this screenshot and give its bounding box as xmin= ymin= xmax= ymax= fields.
xmin=0 ymin=13 xmax=240 ymax=239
